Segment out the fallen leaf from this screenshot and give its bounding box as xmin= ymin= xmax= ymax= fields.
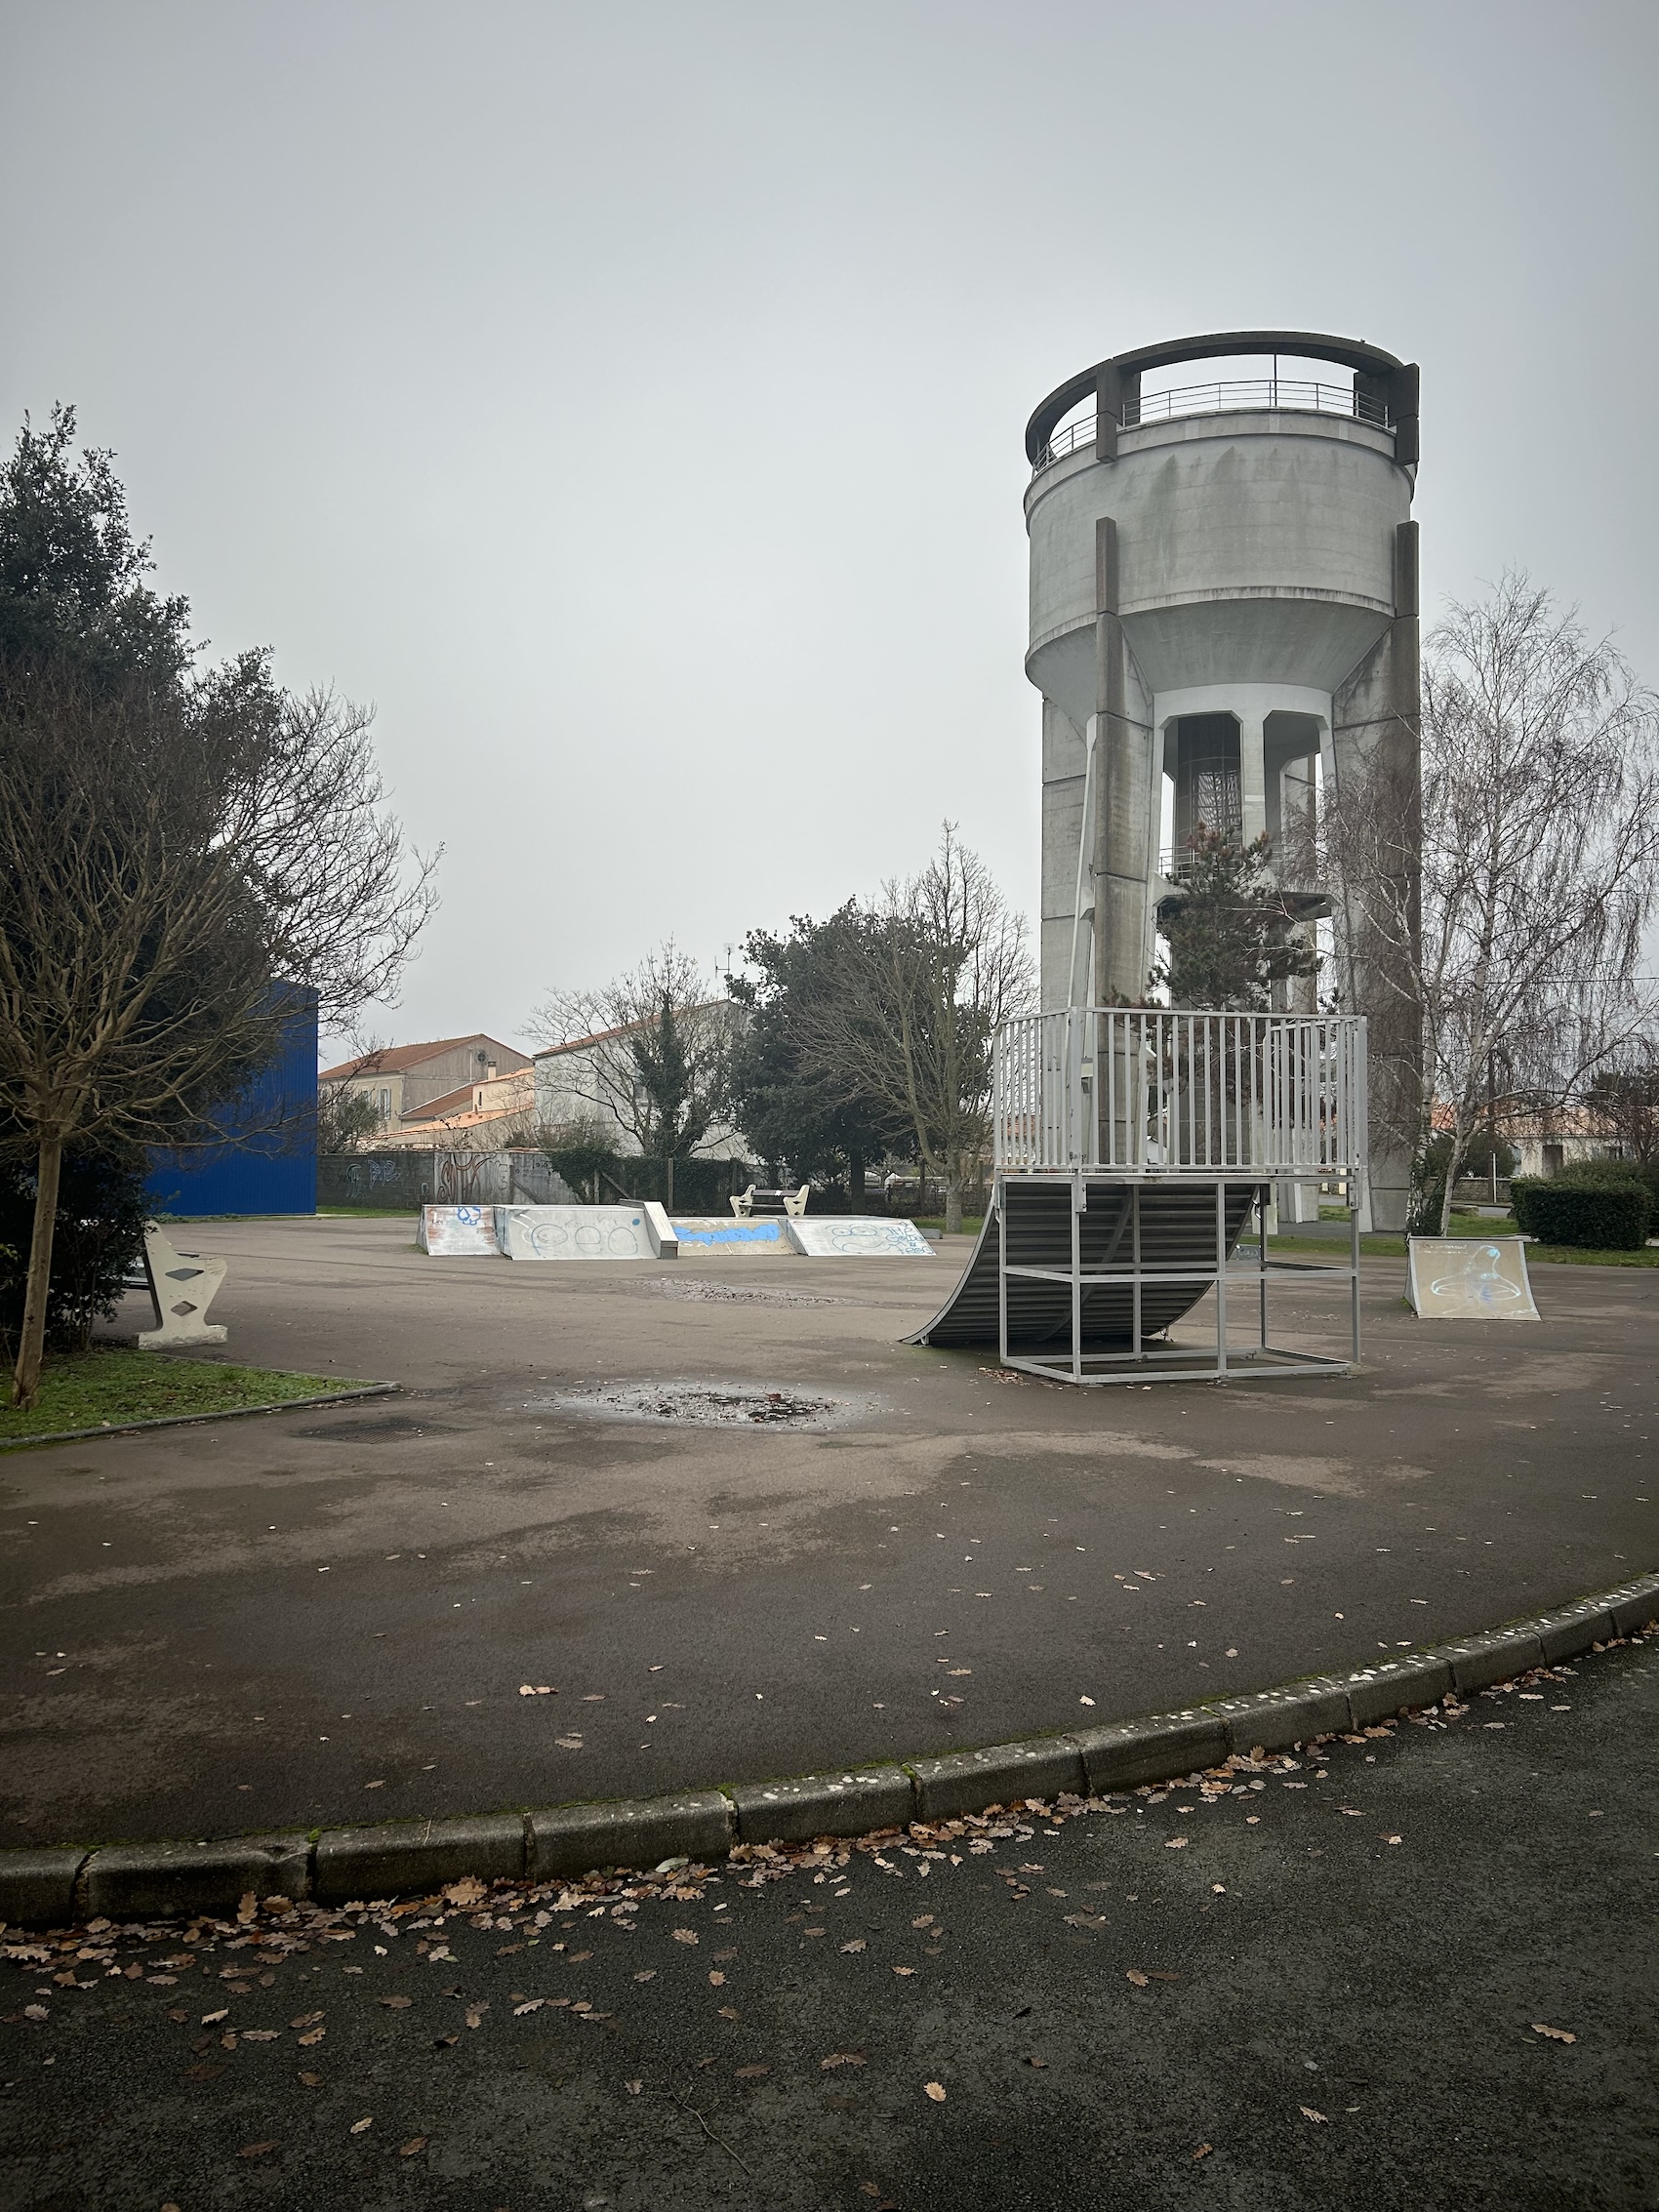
xmin=1383 ymin=1834 xmax=1402 ymax=1845
xmin=201 ymin=2008 xmax=229 ymax=2025
xmin=893 ymin=1966 xmax=916 ymax=1977
xmin=924 ymin=2080 xmax=947 ymax=2102
xmin=821 ymin=2050 xmax=867 ymax=2071
xmin=299 ymin=2071 xmax=324 ymax=2087
xmin=349 ymin=2115 xmax=373 ymax=2134
xmin=1126 ymin=1970 xmax=1150 ymax=1989
xmin=1301 ymin=2106 xmax=1328 ymax=2122
xmin=238 ymin=2141 xmax=278 ymax=2157
xmin=465 ymin=2008 xmax=486 ymax=2030
xmin=1193 ymin=2143 xmax=1213 ymax=2161
xmin=717 ymin=2005 xmax=740 ymax=2021
xmin=442 ymin=1877 xmax=486 ymax=1907
xmin=513 ymin=1999 xmax=545 ymax=2015
xmin=1164 ymin=1837 xmax=1189 ymax=1850
xmin=1024 ymin=2055 xmax=1047 ymax=2069
xmin=236 ymin=1893 xmax=257 ymax=1925
xmin=626 ymin=2078 xmax=643 ymax=2095
xmin=289 ymin=2011 xmax=324 ymax=2030
xmin=633 ymin=1970 xmax=657 ymax=1983
xmin=1079 ymin=1696 xmax=1096 ymax=1707
xmin=380 ymin=1995 xmax=414 ymax=2009
xmin=708 ymin=1971 xmax=726 ymax=1986
xmin=298 ymin=2028 xmax=326 ymax=2047
xmin=840 ymin=1939 xmax=868 ymax=1953
xmin=555 ymin=1736 xmax=584 ymax=1749
xmin=240 ymin=2030 xmax=279 ymax=2042
xmin=671 ymin=1928 xmax=699 ymax=1946
xmin=398 ymin=2137 xmax=427 ymax=2156
xmin=735 ymin=2063 xmax=770 ymax=2079
xmin=910 ymin=1915 xmax=934 ymax=1929
xmin=1532 ymin=2023 xmax=1577 ymax=2044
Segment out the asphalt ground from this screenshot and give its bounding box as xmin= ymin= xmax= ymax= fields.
xmin=1 ymin=1217 xmax=1654 ymax=1848
xmin=2 ymin=1629 xmax=1654 ymax=2211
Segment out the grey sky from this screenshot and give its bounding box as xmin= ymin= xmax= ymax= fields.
xmin=4 ymin=1 xmax=1656 ymax=1052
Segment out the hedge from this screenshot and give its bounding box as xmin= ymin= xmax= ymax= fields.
xmin=1511 ymin=1176 xmax=1651 ymax=1250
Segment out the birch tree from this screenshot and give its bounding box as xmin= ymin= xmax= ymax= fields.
xmin=1323 ymin=574 xmax=1659 ymax=1230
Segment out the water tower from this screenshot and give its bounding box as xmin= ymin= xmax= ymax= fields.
xmin=1024 ymin=330 xmax=1421 ymax=1229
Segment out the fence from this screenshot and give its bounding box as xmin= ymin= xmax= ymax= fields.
xmin=318 ymin=1150 xmax=578 ymax=1210
xmin=992 ymin=1010 xmax=1367 ymax=1184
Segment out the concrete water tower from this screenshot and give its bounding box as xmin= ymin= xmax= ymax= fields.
xmin=1024 ymin=330 xmax=1421 ymax=1228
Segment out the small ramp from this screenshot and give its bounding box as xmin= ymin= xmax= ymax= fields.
xmin=907 ymin=1179 xmax=1257 ymax=1350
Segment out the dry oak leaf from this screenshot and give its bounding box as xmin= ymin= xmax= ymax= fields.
xmin=237 ymin=2141 xmax=279 ymax=2158
xmin=821 ymin=2050 xmax=867 ymax=2071
xmin=626 ymin=2078 xmax=643 ymax=2095
xmin=1164 ymin=1837 xmax=1190 ymax=1850
xmin=923 ymin=2081 xmax=947 ymax=2103
xmin=298 ymin=2028 xmax=326 ymax=2047
xmin=350 ymin=2116 xmax=374 ymax=2134
xmin=735 ymin=2064 xmax=770 ymax=2079
xmin=201 ymin=2008 xmax=229 ymax=2025
xmin=513 ymin=1999 xmax=546 ymax=2015
xmin=442 ymin=1877 xmax=486 ymax=1907
xmin=633 ymin=1970 xmax=657 ymax=1983
xmin=893 ymin=1966 xmax=917 ymax=1977
xmin=1126 ymin=1970 xmax=1150 ymax=1989
xmin=1300 ymin=2107 xmax=1328 ymax=2123
xmin=708 ymin=1971 xmax=726 ymax=1986
xmin=1192 ymin=2144 xmax=1214 ymax=2161
xmin=398 ymin=2138 xmax=427 ymax=2157
xmin=379 ymin=1994 xmax=414 ymax=2009
xmin=1532 ymin=2024 xmax=1577 ymax=2044
xmin=289 ymin=2011 xmax=324 ymax=2030
xmin=671 ymin=1928 xmax=699 ymax=1946
xmin=840 ymin=1940 xmax=868 ymax=1954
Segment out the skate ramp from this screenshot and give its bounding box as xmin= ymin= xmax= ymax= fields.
xmin=908 ymin=1180 xmax=1257 ymax=1349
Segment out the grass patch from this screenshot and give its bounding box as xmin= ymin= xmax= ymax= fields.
xmin=1258 ymin=1229 xmax=1659 ymax=1268
xmin=0 ymin=1347 xmax=376 ymax=1443
xmin=913 ymin=1216 xmax=985 ymax=1238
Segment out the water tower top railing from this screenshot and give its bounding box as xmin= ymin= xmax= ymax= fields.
xmin=1034 ymin=377 xmax=1390 ymax=473
xmin=993 ymin=1008 xmax=1367 ymax=1183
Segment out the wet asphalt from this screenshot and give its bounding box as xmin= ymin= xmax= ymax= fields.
xmin=3 ymin=1220 xmax=1655 ymax=1850
xmin=3 ymin=1628 xmax=1654 ymax=2212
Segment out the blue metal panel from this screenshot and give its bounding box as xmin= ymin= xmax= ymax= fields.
xmin=146 ymin=989 xmax=319 ymax=1217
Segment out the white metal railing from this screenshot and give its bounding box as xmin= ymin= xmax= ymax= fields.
xmin=993 ymin=1009 xmax=1367 ymax=1180
xmin=1035 ymin=378 xmax=1390 ymax=472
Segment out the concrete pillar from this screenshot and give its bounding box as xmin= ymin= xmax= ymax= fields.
xmin=1092 ymin=517 xmax=1153 ymax=1006
xmin=1238 ymin=711 xmax=1268 ymax=846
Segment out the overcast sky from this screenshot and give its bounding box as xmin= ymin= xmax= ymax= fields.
xmin=4 ymin=0 xmax=1656 ymax=1056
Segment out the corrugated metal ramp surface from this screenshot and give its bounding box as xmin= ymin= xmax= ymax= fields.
xmin=907 ymin=1180 xmax=1256 ymax=1349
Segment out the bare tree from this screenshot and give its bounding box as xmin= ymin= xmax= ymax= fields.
xmin=798 ymin=824 xmax=1033 ymax=1234
xmin=528 ymin=942 xmax=739 ymax=1204
xmin=0 ymin=661 xmax=437 ymax=1406
xmin=1322 ymin=574 xmax=1659 ymax=1230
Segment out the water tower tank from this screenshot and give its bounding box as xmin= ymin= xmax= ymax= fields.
xmin=1024 ymin=330 xmax=1421 ymax=1227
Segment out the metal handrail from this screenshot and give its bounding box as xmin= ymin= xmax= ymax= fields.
xmin=993 ymin=1008 xmax=1367 ymax=1181
xmin=1035 ymin=378 xmax=1391 ymax=472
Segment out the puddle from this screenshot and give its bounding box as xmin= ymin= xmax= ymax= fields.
xmin=643 ymin=1277 xmax=856 ymax=1308
xmin=527 ymin=1382 xmax=859 ymax=1430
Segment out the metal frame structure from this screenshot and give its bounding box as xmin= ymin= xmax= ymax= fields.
xmin=991 ymin=1009 xmax=1367 ymax=1388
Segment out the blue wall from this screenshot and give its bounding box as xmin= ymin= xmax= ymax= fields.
xmin=146 ymin=989 xmax=319 ymax=1217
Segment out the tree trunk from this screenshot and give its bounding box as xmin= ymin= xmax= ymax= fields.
xmin=944 ymin=1170 xmax=963 ymax=1236
xmin=12 ymin=1135 xmax=63 ymax=1411
xmin=1437 ymin=1121 xmax=1474 ymax=1236
xmin=666 ymin=1154 xmax=674 ymax=1212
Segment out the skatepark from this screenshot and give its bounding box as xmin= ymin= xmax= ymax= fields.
xmin=2 ymin=1208 xmax=1651 ymax=1855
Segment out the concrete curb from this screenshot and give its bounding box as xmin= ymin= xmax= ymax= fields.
xmin=4 ymin=1569 xmax=1654 ymax=1929
xmin=0 ymin=1381 xmax=400 ymax=1452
